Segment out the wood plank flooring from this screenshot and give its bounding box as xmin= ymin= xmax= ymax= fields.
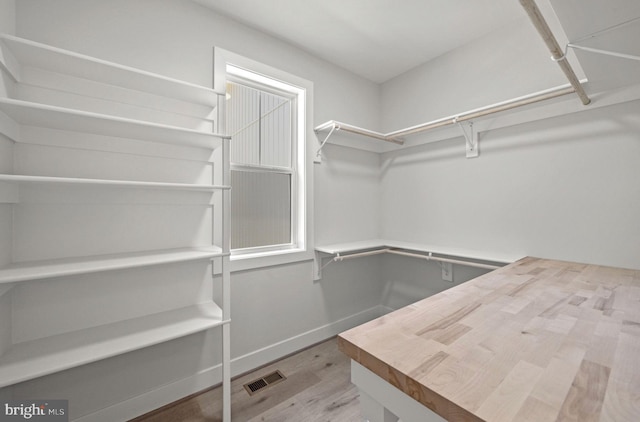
xmin=131 ymin=338 xmax=362 ymax=422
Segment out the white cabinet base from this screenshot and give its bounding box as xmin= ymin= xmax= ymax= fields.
xmin=351 ymin=361 xmax=446 ymax=422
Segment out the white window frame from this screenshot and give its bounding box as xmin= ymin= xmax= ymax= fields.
xmin=227 ymin=71 xmax=298 ymax=254
xmin=214 ymin=48 xmax=314 ymax=272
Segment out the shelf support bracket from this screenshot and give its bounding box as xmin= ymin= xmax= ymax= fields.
xmin=314 ymin=251 xmax=340 ymax=281
xmin=567 ymin=43 xmax=640 ymax=62
xmin=565 ymin=16 xmax=640 ymax=62
xmin=455 ymin=118 xmax=479 ymax=158
xmin=315 ymin=123 xmax=338 ymax=163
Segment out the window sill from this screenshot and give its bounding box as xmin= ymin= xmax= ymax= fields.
xmin=229 ymin=247 xmax=314 ymax=272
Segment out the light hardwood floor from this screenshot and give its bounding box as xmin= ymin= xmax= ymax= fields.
xmin=131 ymin=338 xmax=362 ymax=422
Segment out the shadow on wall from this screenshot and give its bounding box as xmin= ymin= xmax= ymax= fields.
xmin=380 ymin=254 xmax=491 ymax=311
xmin=318 ymin=254 xmax=386 ymax=321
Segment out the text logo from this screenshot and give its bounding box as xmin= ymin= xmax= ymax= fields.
xmin=1 ymin=401 xmax=68 ymax=422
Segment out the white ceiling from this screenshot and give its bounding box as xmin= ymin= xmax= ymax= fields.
xmin=194 ymin=0 xmax=525 ymax=83
xmin=194 ymin=0 xmax=640 ymax=89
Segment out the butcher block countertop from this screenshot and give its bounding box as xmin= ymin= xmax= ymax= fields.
xmin=338 ymin=257 xmax=640 ymax=422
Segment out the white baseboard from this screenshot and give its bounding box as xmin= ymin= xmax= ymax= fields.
xmin=230 ymin=304 xmax=388 ymax=376
xmin=378 ymin=305 xmax=395 ymax=315
xmin=74 ymin=305 xmax=388 ymax=422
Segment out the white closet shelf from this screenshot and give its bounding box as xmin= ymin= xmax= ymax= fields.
xmin=0 ymin=174 xmax=231 ymax=192
xmin=313 ymin=84 xmax=599 ymax=154
xmin=0 ymin=33 xmax=223 ymax=106
xmin=315 ymin=239 xmax=523 ymax=265
xmin=0 ymin=302 xmax=226 ymax=388
xmin=0 ymin=247 xmax=226 ymax=284
xmin=0 ymin=98 xmax=229 ymax=149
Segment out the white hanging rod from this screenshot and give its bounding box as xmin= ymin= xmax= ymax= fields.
xmin=315 ymin=121 xmax=404 ymax=144
xmin=385 ymin=84 xmax=575 ymax=138
xmin=315 ymin=0 xmax=592 ymax=152
xmin=320 ymin=248 xmax=388 ymax=272
xmin=315 ymin=84 xmax=577 ymax=150
xmin=334 ymin=249 xmax=390 ymax=262
xmin=385 ymin=249 xmax=500 ymax=270
xmin=325 ymin=248 xmax=501 ymax=271
xmin=519 ymin=0 xmax=591 ymax=105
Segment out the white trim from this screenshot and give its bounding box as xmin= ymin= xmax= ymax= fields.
xmin=230 ymin=305 xmax=388 ymax=376
xmin=226 ymin=65 xmax=304 ymax=258
xmin=214 ymin=48 xmax=314 ymax=273
xmin=230 ymin=248 xmax=312 ymax=273
xmin=73 ymin=365 xmax=222 ymax=422
xmin=73 ymin=305 xmax=388 ymax=422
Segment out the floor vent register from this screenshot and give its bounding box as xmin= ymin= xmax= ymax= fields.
xmin=243 ymin=370 xmax=286 ymax=395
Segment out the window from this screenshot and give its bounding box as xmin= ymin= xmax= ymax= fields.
xmin=226 ymin=64 xmax=306 ymax=259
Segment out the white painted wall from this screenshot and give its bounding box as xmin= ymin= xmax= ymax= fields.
xmin=315 ymin=144 xmax=381 ymax=245
xmin=380 ymin=255 xmax=491 ymax=312
xmin=7 ymin=0 xmax=384 ymax=420
xmin=379 ymin=19 xmax=640 ymax=270
xmin=230 ymin=257 xmax=385 ymax=368
xmin=380 ymin=17 xmax=568 ymax=132
xmin=8 ymin=1 xmax=638 ymax=420
xmin=381 ymin=100 xmax=640 ymax=270
xmin=16 ymin=0 xmax=380 ymax=133
xmin=0 ymin=0 xmax=15 ymax=363
xmin=0 ymin=0 xmax=15 ymax=220
xmin=0 ymin=0 xmax=14 ymax=35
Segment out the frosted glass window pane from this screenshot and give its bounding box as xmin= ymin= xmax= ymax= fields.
xmin=231 ymin=170 xmax=291 ymax=250
xmin=227 ymin=83 xmax=260 ymax=166
xmin=227 ymin=81 xmax=292 ymax=168
xmin=260 ymin=91 xmax=291 ymax=168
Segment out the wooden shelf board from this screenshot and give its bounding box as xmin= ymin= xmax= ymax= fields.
xmin=315 ymin=239 xmax=387 ymax=255
xmin=0 ymin=34 xmax=223 ymax=106
xmin=0 ymin=302 xmax=225 ymax=388
xmin=0 ymin=247 xmax=226 ymax=284
xmin=316 ymin=239 xmax=522 ymax=264
xmin=0 ymin=174 xmax=230 ymax=192
xmin=0 ymin=98 xmax=229 ymax=149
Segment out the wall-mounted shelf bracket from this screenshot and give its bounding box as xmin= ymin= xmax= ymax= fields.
xmin=314 ymin=249 xmax=390 ymax=280
xmin=314 ymin=250 xmax=339 ymax=280
xmin=455 ymin=118 xmax=478 ymax=158
xmin=314 ymin=120 xmax=404 ymax=163
xmin=315 ymin=122 xmax=337 ymax=163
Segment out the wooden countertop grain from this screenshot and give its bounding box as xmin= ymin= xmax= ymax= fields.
xmin=338 ymin=257 xmax=640 ymax=422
